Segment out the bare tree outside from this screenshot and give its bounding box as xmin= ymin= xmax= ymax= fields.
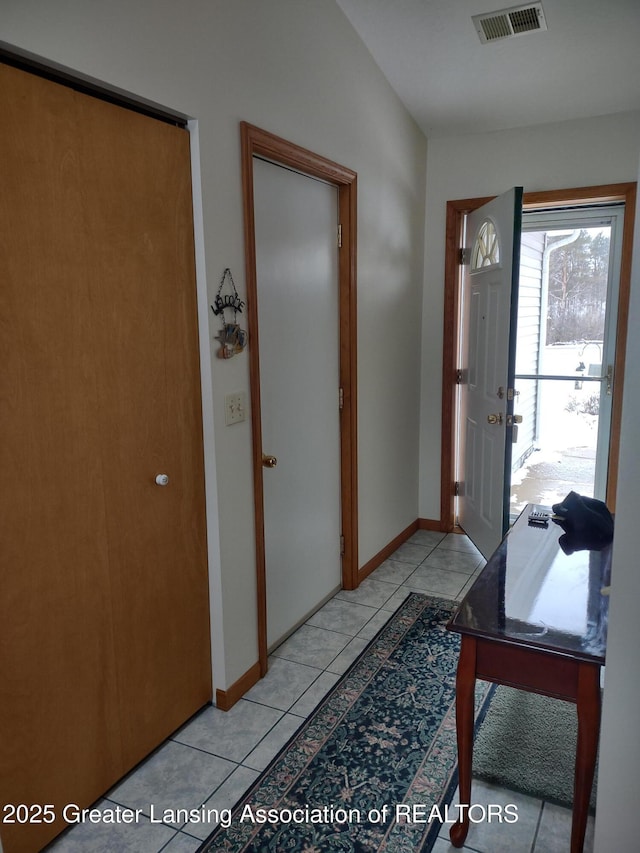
xmin=547 ymin=229 xmax=610 ymax=345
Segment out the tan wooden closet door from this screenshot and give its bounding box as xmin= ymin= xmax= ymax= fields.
xmin=0 ymin=63 xmax=211 ymax=853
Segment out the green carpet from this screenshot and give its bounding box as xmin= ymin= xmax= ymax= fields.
xmin=473 ymin=684 xmax=598 ymax=810
xmin=197 ymin=594 xmax=491 ymax=853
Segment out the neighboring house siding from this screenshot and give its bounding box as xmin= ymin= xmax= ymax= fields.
xmin=513 ymin=230 xmax=545 ymax=469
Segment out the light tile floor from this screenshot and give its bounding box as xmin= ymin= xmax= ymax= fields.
xmin=46 ymin=531 xmax=594 ymax=852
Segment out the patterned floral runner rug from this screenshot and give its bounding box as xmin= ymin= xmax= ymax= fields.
xmin=197 ymin=593 xmax=491 ymax=853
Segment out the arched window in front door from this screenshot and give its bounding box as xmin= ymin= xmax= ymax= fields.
xmin=471 ymin=218 xmax=500 ymax=271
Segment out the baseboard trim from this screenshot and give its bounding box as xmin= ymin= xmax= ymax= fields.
xmin=359 ymin=520 xmax=415 ymax=581
xmin=217 ymin=517 xmax=443 ymax=710
xmin=215 ymin=660 xmax=261 ymax=711
xmin=418 ymin=517 xmax=445 ymax=531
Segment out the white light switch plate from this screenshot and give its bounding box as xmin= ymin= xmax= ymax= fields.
xmin=225 ymin=392 xmax=246 ymax=425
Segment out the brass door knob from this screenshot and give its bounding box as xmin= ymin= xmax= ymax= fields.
xmin=487 ymin=413 xmax=503 ymax=425
xmin=262 ymin=454 xmax=278 ymax=468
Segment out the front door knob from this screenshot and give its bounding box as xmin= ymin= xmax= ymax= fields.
xmin=262 ymin=454 xmax=278 ymax=468
xmin=487 ymin=413 xmax=503 ymax=425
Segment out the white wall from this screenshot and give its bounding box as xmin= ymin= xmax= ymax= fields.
xmin=419 ymin=111 xmax=640 ymax=520
xmin=1 ymin=0 xmax=427 ymax=690
xmin=592 ymin=153 xmax=640 ymax=850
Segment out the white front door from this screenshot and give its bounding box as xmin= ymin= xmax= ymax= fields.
xmin=458 ymin=187 xmax=522 ymax=557
xmin=253 ymin=157 xmax=342 ymax=649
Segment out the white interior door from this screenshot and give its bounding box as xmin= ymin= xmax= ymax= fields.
xmin=253 ymin=157 xmax=342 ymax=649
xmin=458 ymin=187 xmax=522 ymax=557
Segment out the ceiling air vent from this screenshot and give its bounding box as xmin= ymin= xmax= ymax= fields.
xmin=472 ymin=3 xmax=547 ymax=44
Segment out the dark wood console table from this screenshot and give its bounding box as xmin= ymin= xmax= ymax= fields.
xmin=447 ymin=504 xmax=611 ymax=853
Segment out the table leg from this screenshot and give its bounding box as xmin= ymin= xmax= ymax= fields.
xmin=571 ymin=663 xmax=601 ymax=853
xmin=450 ymin=635 xmax=477 ymax=848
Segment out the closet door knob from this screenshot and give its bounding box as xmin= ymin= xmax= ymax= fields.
xmin=155 ymin=474 xmax=170 ymax=486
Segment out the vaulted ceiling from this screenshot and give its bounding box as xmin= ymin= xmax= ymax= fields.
xmin=336 ymin=0 xmax=640 ymax=138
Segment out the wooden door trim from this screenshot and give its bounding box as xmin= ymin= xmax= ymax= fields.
xmin=240 ymin=122 xmax=358 ymax=674
xmin=441 ymin=183 xmax=636 ymax=530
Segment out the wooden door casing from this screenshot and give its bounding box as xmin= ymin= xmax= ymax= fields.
xmin=239 ymin=123 xmax=358 ymax=680
xmin=0 ymin=63 xmax=211 ymax=853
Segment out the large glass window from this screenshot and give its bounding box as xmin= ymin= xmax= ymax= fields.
xmin=509 ymin=206 xmax=623 ymax=518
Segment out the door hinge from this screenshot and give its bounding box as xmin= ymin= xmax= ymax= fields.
xmin=454 ymin=481 xmax=461 ymax=497
xmin=459 ymin=247 xmax=471 ymax=265
xmin=339 ymin=387 xmax=344 ymax=410
xmin=340 ymin=535 xmax=345 ymax=556
xmin=455 ymin=369 xmax=464 ymax=385
xmin=337 ymin=224 xmax=343 ymax=248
